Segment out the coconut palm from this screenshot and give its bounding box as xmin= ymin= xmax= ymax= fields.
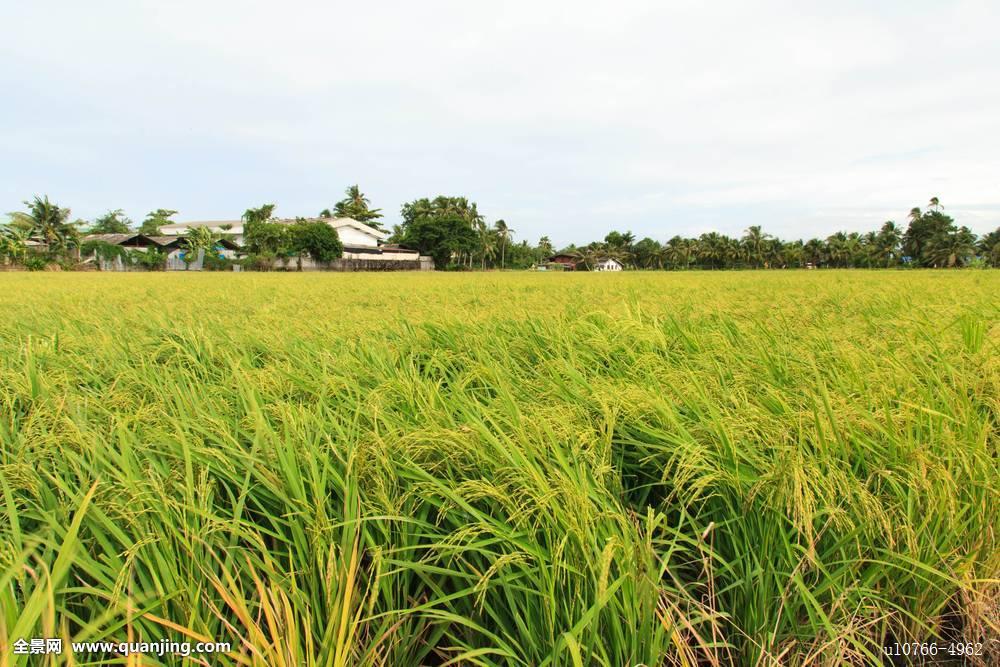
xmin=876 ymin=221 xmax=901 ymax=267
xmin=977 ymin=228 xmax=1000 ymax=267
xmin=803 ymin=238 xmax=825 ymax=267
xmin=494 ymin=219 xmax=514 ymax=269
xmin=826 ymin=232 xmax=850 ymax=268
xmin=17 ymin=196 xmax=81 ymax=258
xmin=742 ymin=225 xmax=769 ymax=268
xmin=665 ymin=236 xmax=692 ymax=270
xmin=724 ymin=236 xmax=745 ymax=268
xmin=477 ymin=220 xmax=497 ymax=269
xmin=782 ymin=240 xmax=805 ymax=268
xmin=0 ymin=224 xmax=30 ymax=264
xmin=697 ymin=232 xmax=727 ymax=269
xmin=536 ymin=236 xmax=554 ymax=262
xmin=924 ymin=227 xmax=976 ymax=267
xmin=329 ymin=185 xmax=385 ymax=229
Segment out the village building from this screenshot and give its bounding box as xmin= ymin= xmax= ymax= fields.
xmin=545 ymin=253 xmax=579 ymax=270
xmin=158 ymin=217 xmax=433 ymax=270
xmin=81 ymin=233 xmax=240 ymax=271
xmin=594 ymin=257 xmax=624 ymax=272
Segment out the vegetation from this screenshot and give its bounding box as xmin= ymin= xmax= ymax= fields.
xmin=80 ymin=239 xmax=133 ymax=269
xmin=555 ymin=203 xmax=989 ymax=271
xmin=0 ymin=223 xmax=30 ymax=265
xmin=182 ymin=225 xmax=241 ymax=271
xmin=7 ymin=196 xmax=81 ymax=259
xmin=321 ymin=185 xmax=385 ymax=230
xmin=289 ymin=218 xmax=344 ymax=265
xmin=0 ymin=272 xmax=996 ymax=665
xmin=139 ymin=209 xmax=179 ymax=236
xmin=2 ymin=194 xmax=997 ymax=273
xmin=383 ymin=196 xmax=996 ymax=271
xmin=390 ymin=196 xmax=481 ymax=268
xmin=87 ymin=209 xmax=133 ymax=235
xmin=132 ymin=247 xmax=168 ymax=271
xmin=239 ymin=206 xmax=344 ymax=270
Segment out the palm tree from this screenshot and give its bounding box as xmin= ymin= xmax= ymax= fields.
xmin=977 ymin=228 xmax=1000 ymax=267
xmin=929 ymin=197 xmax=942 ymax=212
xmin=17 ymin=196 xmax=80 ymax=258
xmin=763 ymin=238 xmax=784 ymax=268
xmin=742 ymin=225 xmax=769 ymax=268
xmin=570 ymin=246 xmax=602 ymax=271
xmin=803 ymin=238 xmax=824 ymax=267
xmin=876 ymin=221 xmax=901 ymax=267
xmin=619 ymin=231 xmax=636 ymax=266
xmin=536 ymin=236 xmax=554 ymax=262
xmin=724 ymin=236 xmax=744 ymax=268
xmin=826 ymin=232 xmax=849 ymax=268
xmin=494 ymin=219 xmax=514 ymax=269
xmin=664 ymin=236 xmax=692 ymax=270
xmin=183 ymin=226 xmax=221 ymax=270
xmin=782 ymin=240 xmax=804 ymax=268
xmin=844 ymin=232 xmax=864 ymax=267
xmin=697 ymin=232 xmax=727 ymax=269
xmin=0 ymin=224 xmax=30 ymax=264
xmin=477 ymin=220 xmax=497 ymax=269
xmin=925 ymin=227 xmax=976 ymax=267
xmin=330 ymin=185 xmax=385 ymax=229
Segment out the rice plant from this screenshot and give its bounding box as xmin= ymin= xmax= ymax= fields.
xmin=0 ymin=271 xmax=997 ymax=666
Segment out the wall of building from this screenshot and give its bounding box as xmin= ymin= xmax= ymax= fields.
xmin=337 ymin=226 xmax=381 ymax=246
xmin=291 ymin=256 xmax=433 ymax=271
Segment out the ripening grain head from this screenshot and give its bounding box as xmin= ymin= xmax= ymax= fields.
xmin=0 ymin=271 xmax=997 ymax=666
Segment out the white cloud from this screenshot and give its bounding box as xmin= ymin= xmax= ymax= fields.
xmin=2 ymin=0 xmax=998 ymax=245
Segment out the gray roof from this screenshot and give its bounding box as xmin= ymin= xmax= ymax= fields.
xmin=82 ymin=233 xmax=139 ymax=244
xmin=145 ymin=236 xmax=183 ymax=247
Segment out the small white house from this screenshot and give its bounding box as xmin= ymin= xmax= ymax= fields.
xmin=594 ymin=258 xmax=623 ymax=272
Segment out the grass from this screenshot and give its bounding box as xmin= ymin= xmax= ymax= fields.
xmin=0 ymin=271 xmax=997 ymax=666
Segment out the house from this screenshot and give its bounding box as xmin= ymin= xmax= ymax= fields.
xmin=81 ymin=233 xmax=240 ymax=271
xmin=158 ymin=216 xmax=433 ymax=269
xmin=546 ymin=253 xmax=579 ymax=270
xmin=159 ymin=216 xmax=388 ymax=250
xmin=594 ymin=258 xmax=623 ymax=272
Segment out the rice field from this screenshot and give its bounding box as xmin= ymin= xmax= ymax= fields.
xmin=0 ymin=271 xmax=997 ymax=666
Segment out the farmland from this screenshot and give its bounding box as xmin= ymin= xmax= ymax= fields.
xmin=1 ymin=271 xmax=997 ymax=666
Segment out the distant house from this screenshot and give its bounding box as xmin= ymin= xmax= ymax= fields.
xmin=158 ymin=216 xmax=432 ymax=269
xmin=594 ymin=258 xmax=623 ymax=272
xmin=81 ymin=233 xmax=240 ymax=271
xmin=159 ymin=216 xmax=386 ymax=250
xmin=546 ymin=253 xmax=579 ymax=270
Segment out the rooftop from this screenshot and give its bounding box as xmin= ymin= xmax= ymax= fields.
xmin=159 ymin=217 xmax=389 ymax=240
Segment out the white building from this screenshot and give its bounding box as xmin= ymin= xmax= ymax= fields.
xmin=159 ymin=216 xmax=388 ymax=248
xmin=594 ymin=258 xmax=624 ymax=272
xmin=159 ymin=216 xmax=433 ymax=268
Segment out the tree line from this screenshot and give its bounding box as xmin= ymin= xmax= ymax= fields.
xmin=3 ymin=190 xmax=998 ymax=270
xmin=0 ymin=186 xmax=375 ymax=271
xmin=388 ymin=196 xmax=998 ymax=270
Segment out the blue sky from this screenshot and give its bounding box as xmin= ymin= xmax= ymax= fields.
xmin=2 ymin=0 xmax=998 ymax=247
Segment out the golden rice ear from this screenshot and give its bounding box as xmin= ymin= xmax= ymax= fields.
xmin=0 ymin=272 xmax=995 ymax=666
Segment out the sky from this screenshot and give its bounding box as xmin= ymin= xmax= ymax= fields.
xmin=2 ymin=0 xmax=999 ymax=247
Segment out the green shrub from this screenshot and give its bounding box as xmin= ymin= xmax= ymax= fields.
xmin=23 ymin=255 xmax=47 ymax=271
xmin=202 ymin=252 xmax=233 ymax=271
